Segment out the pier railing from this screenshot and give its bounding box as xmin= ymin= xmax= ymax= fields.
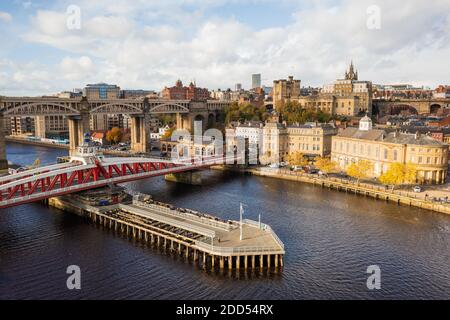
xmin=133 ymin=200 xmax=235 ymax=231
xmin=121 ymin=204 xmax=216 ymax=238
xmin=194 ymin=240 xmax=284 ymax=255
xmin=243 ymin=219 xmax=285 ymax=250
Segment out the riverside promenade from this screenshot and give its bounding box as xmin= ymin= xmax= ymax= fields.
xmin=212 ymin=166 xmax=450 ymax=216
xmin=6 ymin=136 xmax=69 ymax=149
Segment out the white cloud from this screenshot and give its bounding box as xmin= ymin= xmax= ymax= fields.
xmin=59 ymin=56 xmax=95 ymax=81
xmin=2 ymin=0 xmax=449 ymax=96
xmin=0 ymin=12 xmax=12 ymax=23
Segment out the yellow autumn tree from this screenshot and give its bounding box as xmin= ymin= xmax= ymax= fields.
xmin=346 ymin=160 xmax=373 ymax=183
xmin=379 ymin=162 xmax=417 ymax=189
xmin=287 ymin=152 xmax=308 ymax=166
xmin=314 ymin=157 xmax=337 ymax=174
xmin=106 ymin=127 xmax=123 ymax=145
xmin=259 ymin=151 xmax=272 ymax=165
xmin=161 ymin=126 xmax=176 ymax=140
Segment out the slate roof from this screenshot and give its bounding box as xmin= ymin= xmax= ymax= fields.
xmin=337 ymin=127 xmax=446 ymax=146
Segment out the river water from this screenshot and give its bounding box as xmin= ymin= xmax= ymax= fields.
xmin=1 ymin=142 xmax=449 ymax=300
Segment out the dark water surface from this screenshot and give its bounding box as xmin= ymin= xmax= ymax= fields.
xmin=1 ymin=143 xmax=449 ymax=299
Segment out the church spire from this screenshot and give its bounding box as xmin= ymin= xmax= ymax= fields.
xmin=345 ymin=61 xmax=358 ymax=81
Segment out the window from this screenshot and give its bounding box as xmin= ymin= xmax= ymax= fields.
xmin=393 ymin=150 xmax=398 ymax=161
xmin=384 ymin=149 xmax=388 ymax=160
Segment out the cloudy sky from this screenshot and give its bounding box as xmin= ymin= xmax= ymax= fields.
xmin=0 ymin=0 xmax=449 ymax=96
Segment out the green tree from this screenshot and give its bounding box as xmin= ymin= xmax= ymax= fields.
xmin=224 ymin=102 xmax=268 ymax=124
xmin=278 ymin=100 xmax=332 ymax=125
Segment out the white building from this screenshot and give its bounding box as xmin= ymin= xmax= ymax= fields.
xmin=235 ymin=121 xmax=264 ymax=147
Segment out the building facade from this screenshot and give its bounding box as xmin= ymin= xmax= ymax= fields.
xmin=235 ymin=121 xmax=264 ymax=147
xmin=297 ymin=95 xmax=361 ymax=117
xmin=252 ymin=74 xmax=262 ymax=89
xmin=162 ymin=80 xmax=210 ymax=101
xmin=35 ymin=115 xmax=68 ymax=138
xmin=84 ymin=83 xmax=121 ymax=100
xmin=262 ymin=114 xmax=288 ymax=164
xmin=10 ymin=117 xmax=34 ymax=136
xmin=273 ymin=76 xmax=301 ymax=110
xmin=331 ymin=116 xmax=448 ymax=184
xmin=287 ymin=123 xmax=337 ymax=157
xmin=322 ymin=62 xmax=373 ymax=115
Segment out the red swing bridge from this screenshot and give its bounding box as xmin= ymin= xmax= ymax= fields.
xmin=0 ymin=143 xmax=238 ymax=210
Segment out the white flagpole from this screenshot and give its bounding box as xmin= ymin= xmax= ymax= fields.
xmin=240 ymin=203 xmax=244 ymax=241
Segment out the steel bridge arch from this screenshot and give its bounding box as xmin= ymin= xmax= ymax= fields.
xmin=2 ymin=102 xmax=80 ymax=116
xmin=149 ymin=103 xmax=190 ymax=114
xmin=90 ymin=103 xmax=143 ymax=114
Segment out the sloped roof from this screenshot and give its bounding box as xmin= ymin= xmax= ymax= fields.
xmin=337 ymin=127 xmax=386 ymax=140
xmin=337 ymin=127 xmax=446 ymax=146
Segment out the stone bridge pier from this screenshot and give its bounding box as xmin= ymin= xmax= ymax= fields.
xmin=0 ymin=112 xmax=8 ymax=170
xmin=68 ymin=109 xmax=90 ymax=156
xmin=131 ymin=114 xmax=149 ymax=153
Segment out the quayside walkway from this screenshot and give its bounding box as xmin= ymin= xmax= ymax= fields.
xmin=49 ymin=193 xmax=285 ymax=272
xmin=214 ymin=166 xmax=450 ymax=216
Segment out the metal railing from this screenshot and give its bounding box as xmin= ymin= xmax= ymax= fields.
xmin=242 ymin=219 xmax=285 ymax=250
xmin=133 ymin=200 xmax=234 ymax=231
xmin=194 ymin=240 xmax=284 ymax=255
xmin=120 ymin=204 xmax=216 ymax=238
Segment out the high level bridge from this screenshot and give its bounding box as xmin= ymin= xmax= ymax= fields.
xmin=0 ymin=96 xmax=231 ymax=170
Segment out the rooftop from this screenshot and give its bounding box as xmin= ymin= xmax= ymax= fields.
xmin=337 ymin=127 xmax=446 ymax=146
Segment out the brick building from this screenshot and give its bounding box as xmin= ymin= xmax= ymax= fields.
xmin=162 ymin=80 xmax=210 ymax=101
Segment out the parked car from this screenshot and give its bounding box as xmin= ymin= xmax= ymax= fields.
xmin=413 ymin=186 xmax=422 ymax=193
xmin=269 ymin=163 xmax=280 ymax=169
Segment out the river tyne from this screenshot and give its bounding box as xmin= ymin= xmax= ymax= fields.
xmin=1 ymin=142 xmax=449 ymax=299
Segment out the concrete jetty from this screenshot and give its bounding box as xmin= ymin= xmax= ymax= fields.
xmin=49 ymin=191 xmax=285 ymax=272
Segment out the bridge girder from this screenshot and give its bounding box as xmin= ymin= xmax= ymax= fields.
xmin=149 ymin=103 xmax=190 ymax=114
xmin=1 ymin=101 xmax=81 ymax=116
xmin=90 ymin=102 xmax=144 ymax=114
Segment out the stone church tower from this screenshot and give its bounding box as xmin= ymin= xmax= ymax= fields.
xmin=345 ymin=61 xmax=358 ymax=81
